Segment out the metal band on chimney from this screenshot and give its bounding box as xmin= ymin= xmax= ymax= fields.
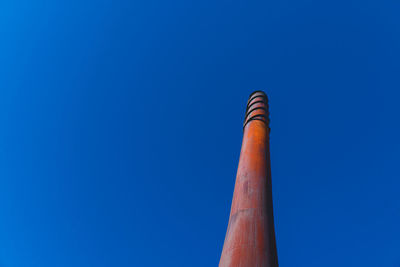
xmin=243 ymin=91 xmax=270 ymax=131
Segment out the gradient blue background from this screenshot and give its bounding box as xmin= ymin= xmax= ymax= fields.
xmin=1 ymin=0 xmax=400 ymax=266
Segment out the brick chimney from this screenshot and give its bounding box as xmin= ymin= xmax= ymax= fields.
xmin=219 ymin=91 xmax=278 ymax=267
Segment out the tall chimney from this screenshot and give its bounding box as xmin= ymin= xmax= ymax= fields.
xmin=219 ymin=91 xmax=278 ymax=267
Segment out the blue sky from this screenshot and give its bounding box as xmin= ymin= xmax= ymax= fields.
xmin=1 ymin=0 xmax=400 ymax=266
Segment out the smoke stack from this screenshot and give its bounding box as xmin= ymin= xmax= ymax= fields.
xmin=219 ymin=91 xmax=278 ymax=267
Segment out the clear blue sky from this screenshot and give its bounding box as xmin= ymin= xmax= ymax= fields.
xmin=1 ymin=0 xmax=400 ymax=266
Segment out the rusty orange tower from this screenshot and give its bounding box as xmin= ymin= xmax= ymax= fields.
xmin=219 ymin=91 xmax=278 ymax=267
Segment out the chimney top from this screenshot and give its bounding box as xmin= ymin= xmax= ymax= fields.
xmin=243 ymin=90 xmax=270 ymax=130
